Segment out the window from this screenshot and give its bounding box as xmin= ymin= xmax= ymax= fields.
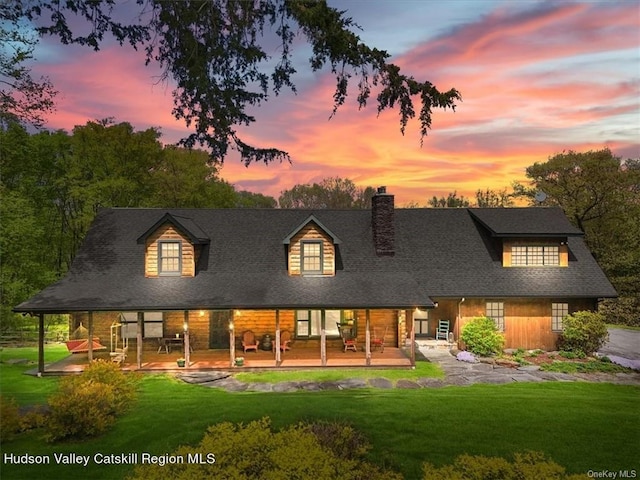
xmin=552 ymin=303 xmax=568 ymax=332
xmin=120 ymin=312 xmax=164 ymax=339
xmin=159 ymin=241 xmax=181 ymax=275
xmin=295 ymin=310 xmax=343 ymax=338
xmin=486 ymin=301 xmax=505 ymax=332
xmin=512 ymin=245 xmax=559 ymax=266
xmin=301 ymin=241 xmax=323 ymax=274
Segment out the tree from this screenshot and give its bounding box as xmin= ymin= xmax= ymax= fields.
xmin=475 ymin=188 xmax=514 ymax=208
xmin=515 ymin=149 xmax=640 ymax=326
xmin=147 ymin=146 xmax=237 ymax=208
xmin=24 ymin=0 xmax=460 ymax=165
xmin=278 ymin=177 xmax=374 ymax=208
xmin=427 ymin=191 xmax=470 ymax=208
xmin=234 ymin=190 xmax=277 ymax=208
xmin=0 ymin=3 xmax=57 ymax=127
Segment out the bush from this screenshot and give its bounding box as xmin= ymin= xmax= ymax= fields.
xmin=460 ymin=317 xmax=505 ymax=356
xmin=422 ymin=451 xmax=587 ymax=480
xmin=129 ymin=417 xmax=402 ymax=480
xmin=557 ymin=311 xmax=609 ymax=355
xmin=0 ymin=396 xmax=21 ymax=443
xmin=45 ymin=360 xmax=139 ymax=442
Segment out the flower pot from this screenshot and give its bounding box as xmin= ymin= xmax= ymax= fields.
xmin=177 ymin=359 xmax=185 ymax=367
xmin=234 ymin=357 xmax=244 ymax=367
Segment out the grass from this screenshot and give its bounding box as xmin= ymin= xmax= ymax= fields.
xmin=235 ymin=359 xmax=443 ymax=384
xmin=540 ymin=359 xmax=633 ymax=374
xmin=1 ymin=346 xmax=639 ymax=480
xmin=0 ymin=345 xmax=68 ymax=405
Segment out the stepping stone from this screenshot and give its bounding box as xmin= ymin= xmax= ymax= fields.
xmin=246 ymin=382 xmax=273 ymax=392
xmin=416 ymin=377 xmax=446 ymax=388
xmin=336 ymin=378 xmax=367 ymax=389
xmin=368 ymin=377 xmax=393 ymax=389
xmin=517 ymin=365 xmax=541 ymax=372
xmin=5 ymin=358 xmax=29 ymax=364
xmin=511 ymin=373 xmax=543 ymax=382
xmin=178 ymin=372 xmax=232 ymax=384
xmin=209 ymin=378 xmax=248 ymax=392
xmin=272 ymin=381 xmax=301 ymax=392
xmin=396 ymin=379 xmax=421 ymax=389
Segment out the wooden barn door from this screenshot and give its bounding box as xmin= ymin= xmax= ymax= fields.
xmin=209 ymin=310 xmax=231 ymax=349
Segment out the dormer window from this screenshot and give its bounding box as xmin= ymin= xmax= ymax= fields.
xmin=511 ymin=245 xmax=559 ymax=266
xmin=159 ymin=241 xmax=182 ymax=275
xmin=301 ymin=241 xmax=323 ymax=274
xmin=283 ymin=215 xmax=341 ymax=277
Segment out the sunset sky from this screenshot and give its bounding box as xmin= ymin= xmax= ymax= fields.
xmin=31 ymin=0 xmax=639 ymax=206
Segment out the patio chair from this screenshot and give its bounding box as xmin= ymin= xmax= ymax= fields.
xmin=435 ymin=320 xmax=450 ymax=341
xmin=242 ymin=330 xmax=260 ymax=353
xmin=341 ymin=329 xmax=357 ymax=352
xmin=372 ymin=326 xmax=388 ymax=352
xmin=273 ymin=330 xmax=292 ymax=352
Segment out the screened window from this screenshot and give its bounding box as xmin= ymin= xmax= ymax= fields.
xmin=512 ymin=245 xmax=559 ymax=266
xmin=159 ymin=241 xmax=181 ymax=275
xmin=486 ymin=301 xmax=505 ymax=332
xmin=295 ymin=310 xmax=342 ymax=338
xmin=301 ymin=241 xmax=323 ymax=274
xmin=552 ymin=303 xmax=569 ymax=332
xmin=120 ymin=312 xmax=164 ymax=339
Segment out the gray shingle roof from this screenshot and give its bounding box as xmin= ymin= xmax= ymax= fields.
xmin=468 ymin=208 xmax=584 ymax=237
xmin=14 ymin=207 xmax=617 ymax=313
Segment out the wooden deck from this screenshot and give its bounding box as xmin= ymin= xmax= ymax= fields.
xmin=37 ymin=345 xmax=413 ymax=375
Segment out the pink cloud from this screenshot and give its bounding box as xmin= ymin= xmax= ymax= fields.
xmin=32 ymin=1 xmax=639 ymax=206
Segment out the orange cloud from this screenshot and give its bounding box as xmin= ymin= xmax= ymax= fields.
xmin=34 ymin=2 xmax=639 ymax=206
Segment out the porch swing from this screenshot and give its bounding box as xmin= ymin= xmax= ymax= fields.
xmin=109 ymin=316 xmax=128 ymax=365
xmin=65 ymin=322 xmax=107 ymax=353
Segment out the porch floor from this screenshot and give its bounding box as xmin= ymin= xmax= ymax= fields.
xmin=36 ymin=345 xmax=413 ymax=375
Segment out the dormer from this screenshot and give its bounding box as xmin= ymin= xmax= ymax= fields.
xmin=468 ymin=208 xmax=583 ymax=268
xmin=283 ymin=215 xmax=341 ymax=276
xmin=137 ymin=213 xmax=209 ymax=277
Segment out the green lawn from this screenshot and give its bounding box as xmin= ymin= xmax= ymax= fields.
xmin=1 ymin=346 xmax=639 ymax=479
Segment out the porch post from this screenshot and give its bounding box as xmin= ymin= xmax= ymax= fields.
xmin=87 ymin=311 xmax=94 ymax=362
xmin=229 ymin=312 xmax=235 ymax=368
xmin=275 ymin=310 xmax=281 ymax=367
xmin=37 ymin=313 xmax=45 ymax=376
xmin=365 ymin=310 xmax=371 ymax=366
xmin=409 ymin=309 xmax=416 ymax=367
xmin=320 ymin=310 xmax=327 ymax=366
xmin=183 ymin=311 xmax=190 ymax=368
xmin=136 ymin=312 xmax=143 ymax=369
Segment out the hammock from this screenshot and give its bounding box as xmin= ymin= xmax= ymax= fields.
xmin=65 ymin=322 xmax=107 ymax=353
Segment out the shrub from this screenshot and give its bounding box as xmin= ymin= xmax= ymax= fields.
xmin=422 ymin=451 xmax=588 ymax=480
xmin=460 ymin=317 xmax=505 ymax=356
xmin=45 ymin=360 xmax=139 ymax=442
xmin=557 ymin=311 xmax=609 ymax=355
xmin=129 ymin=417 xmax=402 ymax=480
xmin=0 ymin=396 xmax=21 ymax=443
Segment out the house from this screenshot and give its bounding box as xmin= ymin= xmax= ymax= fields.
xmin=15 ymin=188 xmax=616 ymax=373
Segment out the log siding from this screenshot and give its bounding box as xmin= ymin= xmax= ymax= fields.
xmin=288 ymin=224 xmax=335 ymax=276
xmin=144 ymin=225 xmax=195 ymax=277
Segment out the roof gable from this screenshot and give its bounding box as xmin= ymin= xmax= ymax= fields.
xmin=136 ymin=212 xmax=209 ymax=245
xmin=282 ymin=214 xmax=342 ymax=245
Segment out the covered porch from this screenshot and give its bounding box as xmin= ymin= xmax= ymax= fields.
xmin=32 ymin=344 xmax=413 ymax=375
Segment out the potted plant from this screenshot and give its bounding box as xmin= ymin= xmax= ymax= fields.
xmin=176 ymin=357 xmax=186 ymax=367
xmin=234 ymin=357 xmax=244 ymax=367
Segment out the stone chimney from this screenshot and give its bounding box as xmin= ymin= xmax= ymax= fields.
xmin=372 ymin=186 xmax=395 ymax=256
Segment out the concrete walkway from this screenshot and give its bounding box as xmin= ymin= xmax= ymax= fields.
xmin=176 ymin=344 xmax=640 ymax=392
